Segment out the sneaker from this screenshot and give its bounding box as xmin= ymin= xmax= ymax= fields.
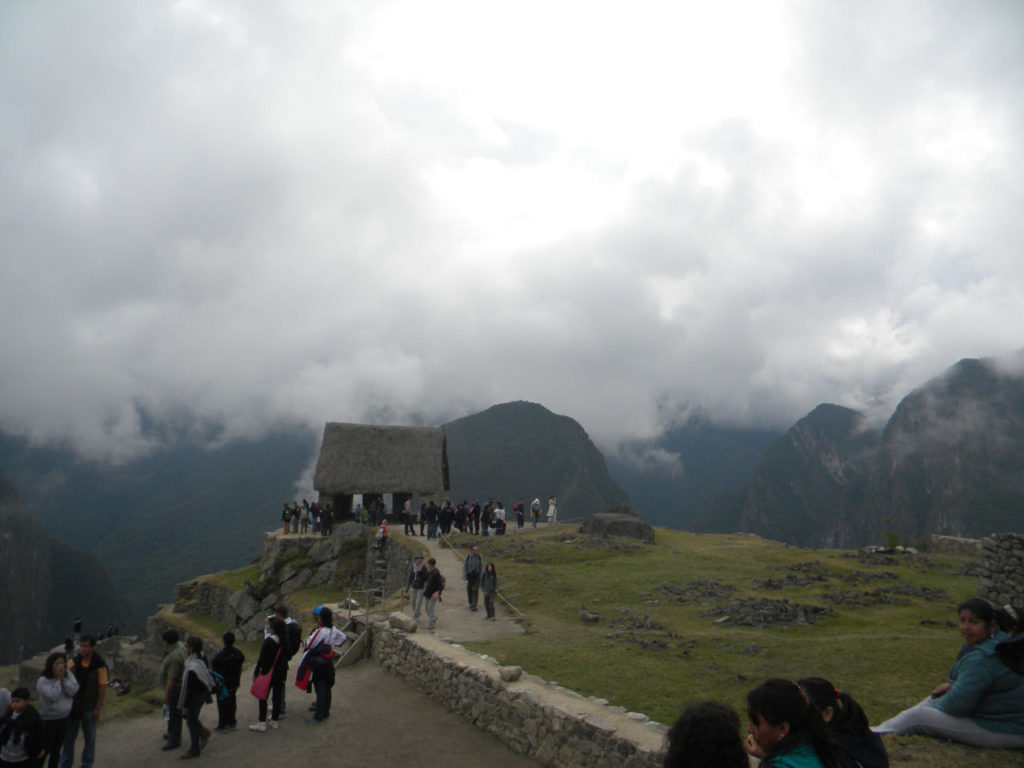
xmin=305 ymin=717 xmax=324 ymax=725
xmin=180 ymin=751 xmax=201 ymax=760
xmin=248 ymin=722 xmax=266 ymax=733
xmin=269 ymin=720 xmax=280 ymax=730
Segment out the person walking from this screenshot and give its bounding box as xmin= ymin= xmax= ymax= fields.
xmin=158 ymin=630 xmax=187 ymax=753
xmin=463 ymin=546 xmax=483 ymax=612
xmin=179 ymin=636 xmax=214 ymax=759
xmin=407 ymin=554 xmax=427 ymax=620
xmin=481 ymin=562 xmax=499 ymax=621
xmin=423 ymin=558 xmax=444 ymax=631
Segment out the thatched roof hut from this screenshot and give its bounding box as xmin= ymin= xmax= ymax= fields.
xmin=313 ymin=422 xmax=450 ymax=497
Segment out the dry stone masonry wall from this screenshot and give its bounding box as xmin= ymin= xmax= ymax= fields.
xmin=976 ymin=533 xmax=1024 ymax=608
xmin=371 ymin=621 xmax=666 ymax=768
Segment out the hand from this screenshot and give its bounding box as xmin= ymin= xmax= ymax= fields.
xmin=92 ymin=707 xmax=101 ymax=721
xmin=932 ymin=682 xmax=952 ymax=698
xmin=183 ymin=708 xmax=189 ymax=716
xmin=744 ymin=735 xmax=766 ymax=759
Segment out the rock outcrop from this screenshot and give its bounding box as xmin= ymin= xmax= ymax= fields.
xmin=580 ymin=505 xmax=655 ymax=543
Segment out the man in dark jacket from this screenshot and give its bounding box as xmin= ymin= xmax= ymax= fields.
xmin=463 ymin=545 xmax=483 ymax=612
xmin=211 ymin=632 xmax=245 ymax=731
xmin=1 ymin=687 xmax=45 ymax=767
xmin=423 ymin=558 xmax=444 ymax=630
xmin=406 ymin=554 xmax=427 ymax=620
xmin=60 ymin=636 xmax=107 ymax=768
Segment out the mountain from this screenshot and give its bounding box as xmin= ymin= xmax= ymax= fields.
xmin=0 ymin=471 xmax=133 ymax=663
xmin=0 ymin=426 xmax=319 ymax=621
xmin=442 ymin=401 xmax=630 ymax=517
xmin=705 ymin=355 xmax=1024 ymax=547
xmin=606 ymin=417 xmax=780 ymax=527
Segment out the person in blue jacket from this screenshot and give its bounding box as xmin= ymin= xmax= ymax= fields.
xmin=873 ymin=597 xmax=1024 ymax=748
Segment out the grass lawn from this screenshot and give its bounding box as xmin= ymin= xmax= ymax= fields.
xmin=456 ymin=527 xmax=1024 ymax=768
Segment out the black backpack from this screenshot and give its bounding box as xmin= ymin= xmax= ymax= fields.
xmin=284 ymin=621 xmax=302 ymax=659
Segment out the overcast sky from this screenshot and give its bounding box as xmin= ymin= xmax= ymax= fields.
xmin=2 ymin=0 xmax=1022 ymax=463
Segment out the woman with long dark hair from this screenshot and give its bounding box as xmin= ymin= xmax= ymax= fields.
xmin=872 ymin=597 xmax=1024 ymax=748
xmin=249 ymin=617 xmax=288 ymax=732
xmin=36 ymin=652 xmax=79 ymax=768
xmin=746 ymin=678 xmax=842 ymax=768
xmin=798 ymin=677 xmax=888 ymax=768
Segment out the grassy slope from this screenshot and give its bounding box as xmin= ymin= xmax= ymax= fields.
xmin=454 ymin=527 xmax=1023 ymax=768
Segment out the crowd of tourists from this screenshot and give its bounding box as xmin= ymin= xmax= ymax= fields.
xmin=279 ymin=499 xmax=334 ymax=536
xmin=394 ymin=495 xmax=559 ymax=540
xmin=278 ymin=495 xmax=561 ymax=542
xmin=662 ymin=596 xmax=1024 ymax=767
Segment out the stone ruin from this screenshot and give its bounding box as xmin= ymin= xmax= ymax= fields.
xmin=580 ymin=504 xmax=655 ymax=543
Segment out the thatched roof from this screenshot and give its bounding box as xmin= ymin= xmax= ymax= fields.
xmin=313 ymin=422 xmax=450 ymax=496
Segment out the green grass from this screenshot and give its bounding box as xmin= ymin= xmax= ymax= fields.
xmin=455 ymin=527 xmax=1020 ymax=767
xmin=202 ymin=563 xmax=260 ymax=593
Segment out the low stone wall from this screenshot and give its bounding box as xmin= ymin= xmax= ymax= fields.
xmin=931 ymin=534 xmax=982 ymax=558
xmin=977 ymin=533 xmax=1024 ymax=608
xmin=371 ymin=621 xmax=665 ymax=768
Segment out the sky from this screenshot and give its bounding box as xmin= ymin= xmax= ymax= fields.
xmin=1 ymin=0 xmax=1022 ymax=464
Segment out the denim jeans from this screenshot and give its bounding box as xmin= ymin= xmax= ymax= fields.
xmin=59 ymin=712 xmax=97 ymax=768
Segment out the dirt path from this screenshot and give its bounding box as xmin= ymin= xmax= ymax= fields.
xmin=88 ymin=658 xmax=541 ymax=767
xmin=86 ymin=530 xmax=540 ymax=767
xmin=402 ymin=529 xmax=526 ymax=642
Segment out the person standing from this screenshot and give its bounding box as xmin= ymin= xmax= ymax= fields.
xmin=1 ymin=687 xmax=45 ymax=768
xmin=179 ymin=636 xmax=214 ymax=759
xmin=423 ymin=558 xmax=444 ymax=631
xmin=463 ymin=546 xmax=483 ymax=612
xmin=375 ymin=519 xmax=389 ymax=551
xmin=37 ymin=652 xmax=79 ymax=768
xmin=272 ymin=607 xmax=301 ymax=719
xmin=406 ymin=554 xmax=427 ymax=620
xmin=547 ymin=496 xmax=558 ymax=524
xmin=211 ymin=632 xmax=245 ymax=732
xmin=481 ymin=563 xmax=499 ymax=621
xmin=401 ymin=499 xmax=414 ymax=535
xmin=158 ymin=630 xmax=187 ymax=752
xmin=296 ymin=606 xmax=347 ymax=724
xmin=248 ymin=617 xmax=287 ymax=732
xmin=531 ymin=498 xmax=541 ymax=528
xmin=515 ymin=499 xmax=525 ymax=532
xmin=59 ymin=636 xmax=107 ymax=768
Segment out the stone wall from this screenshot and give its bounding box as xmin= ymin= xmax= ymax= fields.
xmin=976 ymin=533 xmax=1024 ymax=607
xmin=931 ymin=534 xmax=983 ymax=558
xmin=371 ymin=621 xmax=666 ymax=768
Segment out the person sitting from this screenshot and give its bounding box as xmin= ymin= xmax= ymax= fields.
xmin=798 ymin=677 xmax=888 ymax=768
xmin=662 ymin=700 xmax=748 ymax=768
xmin=746 ymin=678 xmax=842 ymax=767
xmin=872 ymin=597 xmax=1024 ymax=748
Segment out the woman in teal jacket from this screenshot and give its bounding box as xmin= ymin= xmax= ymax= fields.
xmin=873 ymin=597 xmax=1024 ymax=748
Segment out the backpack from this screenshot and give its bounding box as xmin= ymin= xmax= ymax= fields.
xmin=997 ymin=633 xmax=1024 ymax=674
xmin=285 ymin=621 xmax=302 ymax=659
xmin=208 ymin=670 xmax=230 ymax=701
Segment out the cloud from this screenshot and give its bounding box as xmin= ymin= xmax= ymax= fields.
xmin=1 ymin=0 xmax=1022 ymax=461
